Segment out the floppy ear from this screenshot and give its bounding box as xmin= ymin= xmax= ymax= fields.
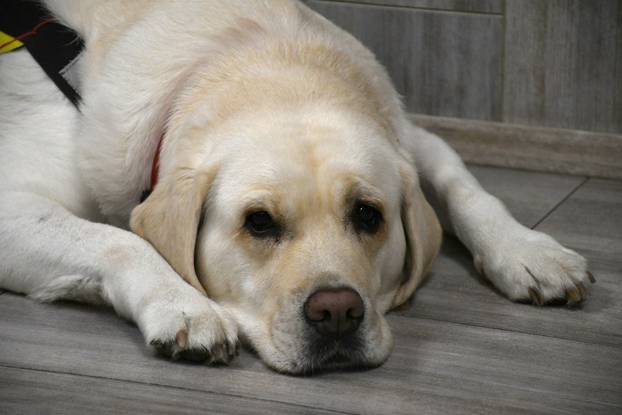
xmin=391 ymin=165 xmax=443 ymax=308
xmin=130 ymin=167 xmax=217 ymax=295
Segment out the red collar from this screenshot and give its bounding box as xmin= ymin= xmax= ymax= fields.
xmin=140 ymin=136 xmax=163 ymax=202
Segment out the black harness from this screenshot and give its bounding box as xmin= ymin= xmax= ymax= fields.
xmin=0 ymin=0 xmax=83 ymax=108
xmin=1 ymin=1 xmax=161 ymax=201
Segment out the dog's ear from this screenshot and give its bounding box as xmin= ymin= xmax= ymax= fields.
xmin=391 ymin=164 xmax=442 ymax=308
xmin=130 ymin=167 xmax=217 ymax=295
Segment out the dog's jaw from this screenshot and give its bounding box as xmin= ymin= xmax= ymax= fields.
xmin=224 ymin=296 xmax=395 ymax=374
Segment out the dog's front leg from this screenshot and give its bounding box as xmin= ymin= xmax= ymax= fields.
xmin=0 ymin=191 xmax=238 ymax=362
xmin=402 ymin=123 xmax=593 ymax=305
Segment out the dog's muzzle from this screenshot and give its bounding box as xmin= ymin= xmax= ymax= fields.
xmin=302 ymin=287 xmax=366 ymax=369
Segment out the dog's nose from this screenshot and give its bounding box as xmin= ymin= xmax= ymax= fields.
xmin=304 ymin=288 xmax=364 ymax=337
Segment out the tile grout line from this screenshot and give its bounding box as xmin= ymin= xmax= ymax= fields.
xmin=530 ymin=176 xmax=590 ymax=229
xmin=0 ymin=363 xmax=356 ymax=415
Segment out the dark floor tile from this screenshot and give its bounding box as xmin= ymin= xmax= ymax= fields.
xmin=468 ymin=165 xmax=585 ymax=227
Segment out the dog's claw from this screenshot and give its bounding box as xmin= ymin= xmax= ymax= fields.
xmin=225 ymin=340 xmax=239 ymax=361
xmin=150 ymin=334 xmax=237 ymax=364
xmin=528 ymin=287 xmax=544 ymax=306
xmin=565 ymin=282 xmax=587 ymax=308
xmin=576 ymin=282 xmax=587 ymax=300
xmin=175 ymin=329 xmax=188 ymax=348
xmin=565 ymin=286 xmax=582 ymax=304
xmin=587 ymin=271 xmax=596 ymax=284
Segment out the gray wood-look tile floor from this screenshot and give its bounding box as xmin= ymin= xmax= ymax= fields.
xmin=1 ymin=166 xmax=620 ymax=415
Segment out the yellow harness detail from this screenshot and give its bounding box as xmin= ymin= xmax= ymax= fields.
xmin=0 ymin=30 xmax=24 ymax=53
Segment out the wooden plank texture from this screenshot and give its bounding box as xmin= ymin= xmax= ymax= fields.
xmin=468 ymin=165 xmax=585 ymax=227
xmin=310 ymin=0 xmax=503 ymax=14
xmin=413 ymin=114 xmax=622 ymax=179
xmin=0 ymin=366 xmax=338 ymax=415
xmin=306 ymin=0 xmax=503 ymax=121
xmin=0 ymin=293 xmax=621 ymax=414
xmin=536 ymin=179 xmax=622 ymax=280
xmin=407 ymin=176 xmax=622 ymax=347
xmin=503 ymin=0 xmax=622 ymax=134
xmin=307 ymin=0 xmax=622 ymax=135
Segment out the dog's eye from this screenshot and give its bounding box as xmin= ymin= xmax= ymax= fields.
xmin=244 ymin=211 xmax=280 ymax=238
xmin=352 ymin=202 xmax=382 ymax=234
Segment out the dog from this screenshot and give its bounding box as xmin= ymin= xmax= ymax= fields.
xmin=0 ymin=0 xmax=593 ymax=374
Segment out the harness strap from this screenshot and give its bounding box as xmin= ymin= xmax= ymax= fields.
xmin=0 ymin=0 xmax=84 ymax=108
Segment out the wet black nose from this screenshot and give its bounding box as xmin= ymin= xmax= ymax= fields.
xmin=304 ymin=287 xmax=364 ymax=338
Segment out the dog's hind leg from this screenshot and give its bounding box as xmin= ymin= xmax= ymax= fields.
xmin=402 ymin=122 xmax=592 ymax=306
xmin=0 ymin=191 xmax=238 ymax=363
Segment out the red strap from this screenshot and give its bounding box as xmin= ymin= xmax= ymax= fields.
xmin=150 ymin=136 xmax=163 ymax=190
xmin=0 ymin=18 xmax=53 ymax=51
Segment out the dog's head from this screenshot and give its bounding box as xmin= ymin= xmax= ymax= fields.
xmin=130 ymin=99 xmax=441 ymax=373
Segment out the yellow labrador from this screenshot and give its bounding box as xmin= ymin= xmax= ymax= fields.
xmin=0 ymin=0 xmax=591 ymax=373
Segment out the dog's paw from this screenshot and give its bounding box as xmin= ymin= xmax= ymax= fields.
xmin=473 ymin=226 xmax=595 ymax=306
xmin=140 ymin=296 xmax=239 ymax=364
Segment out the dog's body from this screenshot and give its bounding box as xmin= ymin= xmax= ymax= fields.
xmin=0 ymin=0 xmax=591 ymax=373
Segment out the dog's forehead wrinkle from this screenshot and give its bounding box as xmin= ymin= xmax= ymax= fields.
xmin=214 ymin=136 xmax=399 ymax=219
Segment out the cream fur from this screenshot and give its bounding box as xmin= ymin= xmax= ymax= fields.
xmin=0 ymin=0 xmax=590 ymax=373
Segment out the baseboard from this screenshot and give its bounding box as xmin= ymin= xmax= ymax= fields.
xmin=410 ymin=114 xmax=622 ymax=179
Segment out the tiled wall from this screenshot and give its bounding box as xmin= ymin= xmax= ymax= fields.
xmin=305 ymin=0 xmax=622 ymax=134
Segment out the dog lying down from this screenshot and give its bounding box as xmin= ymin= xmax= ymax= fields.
xmin=0 ymin=0 xmax=594 ymax=374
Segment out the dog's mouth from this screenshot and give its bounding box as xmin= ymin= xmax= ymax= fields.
xmin=293 ymin=332 xmax=373 ymax=374
xmin=235 ymin=294 xmax=392 ymax=375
